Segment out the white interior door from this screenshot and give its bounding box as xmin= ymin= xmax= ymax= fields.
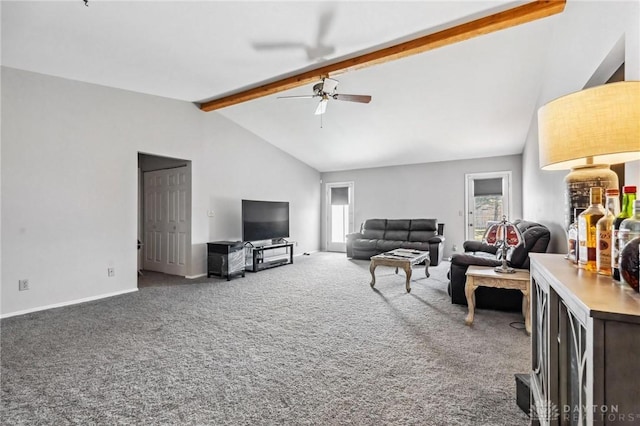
xmin=165 ymin=168 xmax=190 ymax=275
xmin=143 ymin=166 xmax=191 ymax=275
xmin=144 ymin=171 xmax=164 ymax=272
xmin=465 ymin=172 xmax=512 ymax=241
xmin=326 ymin=182 xmax=354 ymax=252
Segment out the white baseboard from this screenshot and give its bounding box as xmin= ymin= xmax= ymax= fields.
xmin=295 ymin=249 xmax=318 ymax=256
xmin=0 ymin=288 xmax=138 ymax=319
xmin=185 ymin=273 xmax=207 ymax=279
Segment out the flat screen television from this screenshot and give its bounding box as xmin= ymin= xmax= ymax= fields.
xmin=242 ymin=199 xmax=290 ymax=242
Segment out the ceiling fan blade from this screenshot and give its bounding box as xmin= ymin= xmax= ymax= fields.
xmin=333 ymin=94 xmax=372 ymax=103
xmin=322 ymin=77 xmax=339 ymax=95
xmin=315 ymin=99 xmax=328 ymax=115
xmin=252 ymin=41 xmax=306 ymax=51
xmin=316 ymin=9 xmax=334 ymax=44
xmin=277 ymin=95 xmax=317 ymax=99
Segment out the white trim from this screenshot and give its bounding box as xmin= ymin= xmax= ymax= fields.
xmin=464 ymin=171 xmax=513 ymax=241
xmin=0 ymin=288 xmax=138 ymax=319
xmin=185 ymin=273 xmax=207 ymax=279
xmin=325 ymin=181 xmax=355 ymax=252
xmin=295 ymin=249 xmax=318 ymax=256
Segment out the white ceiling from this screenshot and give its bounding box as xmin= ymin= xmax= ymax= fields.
xmin=2 ymin=1 xmax=565 ymax=172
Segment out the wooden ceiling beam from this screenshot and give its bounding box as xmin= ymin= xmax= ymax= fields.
xmin=199 ymin=0 xmax=565 ymax=112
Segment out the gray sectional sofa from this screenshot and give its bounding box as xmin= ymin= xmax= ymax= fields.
xmin=346 ymin=219 xmax=445 ymax=266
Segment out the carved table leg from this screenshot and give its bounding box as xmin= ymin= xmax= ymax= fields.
xmin=465 ymin=276 xmax=477 ymax=326
xmin=424 ymin=262 xmax=430 ymax=278
xmin=403 ymin=263 xmax=412 ymax=293
xmin=522 ymin=290 xmax=531 ymax=335
xmin=369 ymin=261 xmax=377 ymax=288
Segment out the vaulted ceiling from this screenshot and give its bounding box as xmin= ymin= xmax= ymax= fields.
xmin=2 ymin=1 xmax=572 ymax=172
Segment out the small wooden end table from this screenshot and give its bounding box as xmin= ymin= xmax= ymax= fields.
xmin=369 ymin=249 xmax=430 ymax=293
xmin=464 ymin=265 xmax=531 ymax=334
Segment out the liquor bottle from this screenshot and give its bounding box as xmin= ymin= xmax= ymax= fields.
xmin=618 ymin=199 xmax=640 ymax=286
xmin=567 ymin=207 xmax=586 ymax=264
xmin=596 ymin=188 xmax=620 ymax=275
xmin=578 ymin=187 xmax=606 ymax=272
xmin=612 ymin=186 xmax=637 ymax=281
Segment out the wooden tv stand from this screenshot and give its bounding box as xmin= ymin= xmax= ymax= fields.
xmin=245 ymin=242 xmax=293 ymax=272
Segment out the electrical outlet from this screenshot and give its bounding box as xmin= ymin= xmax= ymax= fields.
xmin=19 ymin=279 xmax=29 ymax=291
xmin=107 ymin=267 xmax=115 ymax=277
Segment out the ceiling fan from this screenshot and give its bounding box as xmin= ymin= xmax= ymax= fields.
xmin=252 ymin=10 xmax=336 ymax=62
xmin=278 ymin=77 xmax=372 ymax=115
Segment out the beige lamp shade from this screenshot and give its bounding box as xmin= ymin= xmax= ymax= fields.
xmin=538 ymin=81 xmax=640 ymax=170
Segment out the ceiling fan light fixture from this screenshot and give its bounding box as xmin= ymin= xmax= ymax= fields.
xmin=279 ymin=77 xmax=370 ymax=116
xmin=315 ymin=98 xmax=328 ymax=115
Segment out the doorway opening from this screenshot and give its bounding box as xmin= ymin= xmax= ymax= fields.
xmin=465 ymin=171 xmax=512 ymax=241
xmin=325 ymin=182 xmax=354 ymax=252
xmin=138 ymin=153 xmax=192 ymax=280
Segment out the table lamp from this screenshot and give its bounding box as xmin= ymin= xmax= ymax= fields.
xmin=483 ymin=216 xmax=524 ymax=274
xmin=538 ymin=81 xmax=640 ymax=230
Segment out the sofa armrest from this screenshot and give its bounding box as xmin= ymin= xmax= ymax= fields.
xmin=428 ymin=238 xmax=445 ymax=266
xmin=448 ymin=253 xmax=502 ymax=304
xmin=428 ymin=235 xmax=445 ymax=244
xmin=463 ymin=240 xmax=498 ymax=255
xmin=346 ymin=232 xmax=362 ymax=258
xmin=346 ymin=232 xmax=362 ymax=241
xmin=450 ymin=253 xmax=502 ymax=268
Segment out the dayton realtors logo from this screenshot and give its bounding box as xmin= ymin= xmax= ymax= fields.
xmin=532 ymin=403 xmax=639 ymax=423
xmin=530 ymin=401 xmax=560 ymax=422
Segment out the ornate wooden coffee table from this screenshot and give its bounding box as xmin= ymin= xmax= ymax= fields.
xmin=464 ymin=265 xmax=531 ymax=334
xmin=369 ymin=249 xmax=430 ymax=293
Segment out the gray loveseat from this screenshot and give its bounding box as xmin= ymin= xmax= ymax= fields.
xmin=346 ymin=219 xmax=445 ymax=266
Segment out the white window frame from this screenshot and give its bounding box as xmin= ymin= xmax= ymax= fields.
xmin=464 ymin=171 xmax=512 ymax=241
xmin=325 ymin=181 xmax=355 ymax=252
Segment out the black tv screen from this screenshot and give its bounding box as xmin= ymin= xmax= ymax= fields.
xmin=242 ymin=200 xmax=290 ymax=242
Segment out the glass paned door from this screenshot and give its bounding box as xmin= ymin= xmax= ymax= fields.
xmin=465 ymin=172 xmax=511 ymax=241
xmin=326 ymin=182 xmax=354 ymax=252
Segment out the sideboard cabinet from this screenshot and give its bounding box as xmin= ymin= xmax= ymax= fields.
xmin=530 ymin=254 xmax=640 ymax=425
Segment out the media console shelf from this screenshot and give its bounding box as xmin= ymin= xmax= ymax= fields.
xmin=207 ymin=241 xmax=245 ymax=281
xmin=245 ymin=242 xmax=293 ymax=272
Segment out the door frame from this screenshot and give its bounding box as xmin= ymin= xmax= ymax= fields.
xmin=325 ymin=181 xmax=355 ymax=252
xmin=464 ymin=171 xmax=512 ymax=241
xmin=138 ymin=153 xmax=192 ymax=278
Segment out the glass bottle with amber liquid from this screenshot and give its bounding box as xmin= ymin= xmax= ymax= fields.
xmin=612 ymin=185 xmax=637 ymax=281
xmin=596 ymin=188 xmax=620 ymax=275
xmin=578 ymin=187 xmax=606 ymax=272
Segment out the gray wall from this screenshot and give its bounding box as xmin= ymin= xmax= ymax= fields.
xmin=1 ymin=67 xmax=321 ymax=317
xmin=321 ymin=155 xmax=523 ymax=258
xmin=522 ymin=0 xmax=640 ymax=254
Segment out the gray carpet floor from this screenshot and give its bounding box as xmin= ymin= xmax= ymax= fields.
xmin=1 ymin=252 xmax=529 ymax=425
